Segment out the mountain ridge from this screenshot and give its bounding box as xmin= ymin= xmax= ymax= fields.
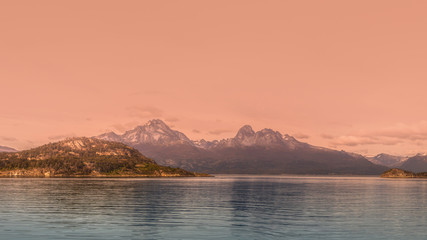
xmin=97 ymin=119 xmax=387 ymax=175
xmin=0 ymin=145 xmax=17 ymax=153
xmin=367 ymin=153 xmax=408 ymax=168
xmin=398 ymin=154 xmax=427 ymax=173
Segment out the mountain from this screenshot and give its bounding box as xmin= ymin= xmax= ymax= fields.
xmin=398 ymin=154 xmax=427 ymax=173
xmin=0 ymin=145 xmax=17 ymax=152
xmin=0 ymin=137 xmax=208 ymax=177
xmin=199 ymin=125 xmax=305 ymax=150
xmin=367 ymin=153 xmax=408 ymax=167
xmin=100 ymin=119 xmax=193 ymax=145
xmin=97 ymin=120 xmax=387 ymax=175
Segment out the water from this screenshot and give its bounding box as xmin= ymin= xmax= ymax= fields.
xmin=1 ymin=176 xmax=427 ymax=240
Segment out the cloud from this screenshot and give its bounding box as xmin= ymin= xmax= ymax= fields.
xmin=328 ymin=121 xmax=427 ymax=147
xmin=208 ymin=129 xmax=233 ymax=135
xmin=128 ymin=106 xmax=163 ymax=118
xmin=320 ymin=134 xmax=335 ymax=139
xmin=1 ymin=136 xmax=17 ymax=142
xmin=329 ymin=134 xmax=405 ymax=147
xmin=330 ymin=136 xmax=382 ymax=147
xmin=293 ymin=133 xmax=310 ymax=139
xmin=370 ymin=121 xmax=427 ymax=141
xmin=192 ymin=129 xmax=201 ymax=133
xmin=165 ymin=117 xmax=180 ymax=123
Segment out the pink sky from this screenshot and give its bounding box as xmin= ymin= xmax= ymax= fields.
xmin=1 ymin=0 xmax=427 ymax=156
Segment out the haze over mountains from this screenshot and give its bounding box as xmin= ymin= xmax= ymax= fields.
xmin=97 ymin=119 xmax=387 ymax=175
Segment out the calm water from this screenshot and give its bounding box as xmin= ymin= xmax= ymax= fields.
xmin=1 ymin=176 xmax=427 ymax=240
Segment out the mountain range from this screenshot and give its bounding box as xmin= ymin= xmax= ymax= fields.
xmin=4 ymin=119 xmax=424 ymax=175
xmin=367 ymin=153 xmax=408 ymax=168
xmin=97 ymin=119 xmax=388 ymax=175
xmin=366 ymin=153 xmax=427 ymax=173
xmin=0 ymin=145 xmax=17 ymax=153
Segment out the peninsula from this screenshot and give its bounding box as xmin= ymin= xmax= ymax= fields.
xmin=381 ymin=168 xmax=427 ymax=178
xmin=0 ymin=137 xmax=209 ymax=177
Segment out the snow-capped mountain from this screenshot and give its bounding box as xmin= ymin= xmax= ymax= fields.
xmin=216 ymin=126 xmax=294 ymax=147
xmin=96 ymin=119 xmax=387 ymax=175
xmin=97 ymin=132 xmax=122 ymax=142
xmin=98 ymin=119 xmax=193 ymax=146
xmin=193 ymin=125 xmax=307 ymax=150
xmin=367 ymin=153 xmax=408 ymax=167
xmin=99 ymin=120 xmax=306 ymax=149
xmin=0 ymin=145 xmax=17 ymax=152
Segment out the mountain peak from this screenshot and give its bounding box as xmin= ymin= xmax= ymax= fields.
xmin=105 ymin=119 xmax=193 ymax=145
xmin=375 ymin=153 xmax=393 ymax=158
xmin=258 ymin=128 xmax=279 ymax=135
xmin=132 ymin=119 xmax=171 ymax=132
xmin=97 ymin=131 xmax=121 ymax=142
xmin=368 ymin=153 xmax=408 ymax=168
xmin=254 ymin=128 xmax=284 ymax=146
xmin=99 ymin=131 xmax=119 ymax=137
xmin=145 ymin=119 xmax=169 ymax=128
xmin=235 ymin=125 xmax=255 ymax=139
xmin=230 ymin=125 xmax=289 ymax=147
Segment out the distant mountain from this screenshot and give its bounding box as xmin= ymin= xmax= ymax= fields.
xmin=97 ymin=120 xmax=387 ymax=175
xmin=0 ymin=145 xmax=17 ymax=152
xmin=367 ymin=153 xmax=408 ymax=167
xmin=398 ymin=154 xmax=427 ymax=173
xmin=0 ymin=137 xmax=207 ymax=177
xmin=195 ymin=125 xmax=306 ymax=150
xmin=99 ymin=119 xmax=193 ymax=145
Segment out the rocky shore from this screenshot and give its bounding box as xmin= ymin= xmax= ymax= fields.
xmin=381 ymin=168 xmax=427 ymax=178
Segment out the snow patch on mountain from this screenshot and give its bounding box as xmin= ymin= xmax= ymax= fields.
xmin=98 ymin=119 xmax=194 ymax=146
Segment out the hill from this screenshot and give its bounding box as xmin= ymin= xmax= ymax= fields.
xmin=0 ymin=137 xmax=208 ymax=177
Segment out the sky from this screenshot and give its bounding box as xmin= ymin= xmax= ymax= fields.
xmin=1 ymin=0 xmax=427 ymax=156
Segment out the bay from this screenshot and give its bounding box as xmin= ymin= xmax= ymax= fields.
xmin=1 ymin=175 xmax=427 ymax=240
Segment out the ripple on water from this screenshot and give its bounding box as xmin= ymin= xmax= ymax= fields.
xmin=1 ymin=176 xmax=427 ymax=240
